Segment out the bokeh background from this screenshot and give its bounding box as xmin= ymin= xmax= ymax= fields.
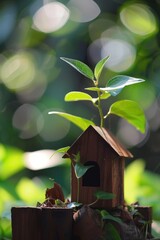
xmin=0 ymin=0 xmax=160 ymax=238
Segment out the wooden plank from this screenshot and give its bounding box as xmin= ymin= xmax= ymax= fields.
xmin=11 ymin=207 xmax=73 ymax=240
xmin=112 ymin=156 xmax=125 ymax=207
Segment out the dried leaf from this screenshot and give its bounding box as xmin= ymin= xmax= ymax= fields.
xmin=45 ymin=182 xmax=65 ymax=203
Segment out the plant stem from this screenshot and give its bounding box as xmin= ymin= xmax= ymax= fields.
xmin=94 ymin=80 xmax=105 ymax=127
xmin=77 ymin=178 xmax=80 ymax=203
xmin=88 ymin=198 xmax=98 ymax=207
xmin=97 ymin=90 xmax=104 ymax=127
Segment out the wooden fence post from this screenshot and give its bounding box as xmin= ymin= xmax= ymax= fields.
xmin=11 ymin=207 xmax=73 ymax=240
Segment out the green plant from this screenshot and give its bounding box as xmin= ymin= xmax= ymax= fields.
xmin=49 ymin=55 xmax=146 ymax=210
xmin=103 ymin=223 xmax=121 ymax=240
xmin=49 ymin=56 xmax=146 ymax=202
xmin=98 ymin=210 xmax=122 ymax=240
xmin=48 ymin=56 xmax=147 ymax=239
xmin=49 ymin=56 xmax=146 ymax=132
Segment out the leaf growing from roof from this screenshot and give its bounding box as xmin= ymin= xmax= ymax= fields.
xmin=60 ymin=57 xmax=94 ymax=81
xmin=108 ymin=100 xmax=146 ymax=133
xmin=48 ymin=111 xmax=95 ymax=131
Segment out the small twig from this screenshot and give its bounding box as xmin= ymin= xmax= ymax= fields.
xmin=88 ymin=198 xmax=98 ymax=207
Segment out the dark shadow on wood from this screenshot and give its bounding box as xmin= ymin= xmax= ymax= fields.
xmin=82 ymin=161 xmax=100 ymax=187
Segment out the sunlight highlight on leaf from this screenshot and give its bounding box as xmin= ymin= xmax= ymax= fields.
xmin=48 ymin=111 xmax=95 ymax=130
xmin=101 ymin=75 xmax=145 ymax=96
xmin=65 ymin=91 xmax=93 ymax=102
xmin=108 ymin=100 xmax=146 ymax=133
xmin=61 ymin=57 xmax=94 ymax=80
xmin=94 ymin=56 xmax=109 ymax=80
xmin=55 ymin=146 xmax=70 ymax=154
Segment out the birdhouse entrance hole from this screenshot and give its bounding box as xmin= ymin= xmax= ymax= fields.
xmin=82 ymin=161 xmax=100 ymax=187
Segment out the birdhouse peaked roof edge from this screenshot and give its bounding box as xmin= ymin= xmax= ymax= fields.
xmin=92 ymin=125 xmax=133 ymax=158
xmin=63 ymin=125 xmax=133 ymax=159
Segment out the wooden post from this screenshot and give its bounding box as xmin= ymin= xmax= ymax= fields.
xmin=11 ymin=207 xmax=73 ymax=240
xmin=135 ymin=206 xmax=152 ymax=234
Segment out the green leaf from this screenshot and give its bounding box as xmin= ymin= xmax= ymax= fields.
xmin=108 ymin=100 xmax=146 ymax=133
xmin=94 ymin=56 xmax=109 ymax=80
xmin=100 ymin=209 xmax=109 ymax=218
xmin=103 ymin=215 xmax=122 ymax=224
xmin=55 ymin=199 xmax=66 ymax=206
xmin=85 ymin=87 xmax=102 ymax=91
xmin=101 ymin=75 xmax=145 ymax=96
xmin=51 ymin=146 xmax=70 ymax=157
xmin=65 ymin=91 xmax=93 ymax=102
xmin=95 ymin=190 xmax=115 ymax=200
xmin=49 ymin=146 xmax=70 ymax=159
xmin=73 ymin=152 xmax=81 ymax=163
xmin=48 ymin=111 xmax=95 ymax=131
xmin=99 ymin=92 xmax=111 ymax=100
xmin=60 ymin=57 xmax=94 ymax=80
xmin=56 ymin=146 xmax=70 ymax=153
xmin=85 ymin=87 xmax=111 ymax=99
xmin=74 ymin=162 xmax=93 ymax=178
xmin=105 ymin=223 xmax=121 ymax=240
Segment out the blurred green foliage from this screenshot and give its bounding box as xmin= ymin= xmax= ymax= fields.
xmin=0 ymin=0 xmax=160 ymax=238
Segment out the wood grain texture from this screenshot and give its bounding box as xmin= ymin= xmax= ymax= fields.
xmin=11 ymin=207 xmax=73 ymax=240
xmin=63 ymin=125 xmax=132 ymax=209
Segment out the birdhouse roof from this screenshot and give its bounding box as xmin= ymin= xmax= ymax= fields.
xmin=92 ymin=126 xmax=133 ymax=158
xmin=64 ymin=125 xmax=133 ymax=158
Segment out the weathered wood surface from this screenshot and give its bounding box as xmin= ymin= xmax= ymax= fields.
xmin=11 ymin=205 xmax=153 ymax=240
xmin=64 ymin=125 xmax=131 ymax=209
xmin=11 ymin=207 xmax=73 ymax=240
xmin=135 ymin=206 xmax=152 ymax=235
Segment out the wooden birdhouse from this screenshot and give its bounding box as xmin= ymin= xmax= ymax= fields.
xmin=63 ymin=125 xmax=133 ymax=209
